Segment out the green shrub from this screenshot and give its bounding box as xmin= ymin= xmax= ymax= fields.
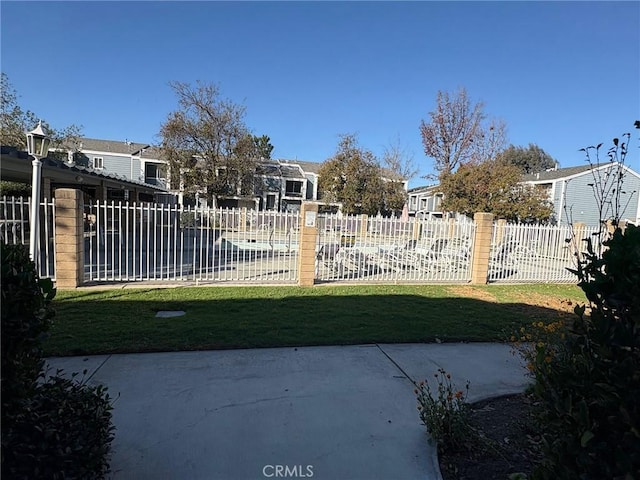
xmin=3 ymin=374 xmax=115 ymax=480
xmin=530 ymin=224 xmax=640 ymax=479
xmin=0 ymin=181 xmax=31 ymax=198
xmin=1 ymin=243 xmax=55 ymax=410
xmin=1 ymin=242 xmax=115 ymax=479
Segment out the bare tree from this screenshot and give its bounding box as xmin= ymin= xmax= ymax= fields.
xmin=159 ymin=81 xmax=261 ymax=205
xmin=419 ymin=87 xmax=506 ymax=179
xmin=381 ymin=135 xmax=418 ymax=181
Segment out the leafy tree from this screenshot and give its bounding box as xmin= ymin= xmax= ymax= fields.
xmin=419 ymin=87 xmax=506 ymax=179
xmin=252 ymin=134 xmax=274 ymax=160
xmin=497 ymin=143 xmax=557 ymax=174
xmin=382 ymin=136 xmax=418 ymax=181
xmin=439 ymin=158 xmax=554 ymax=223
xmin=1 ymin=73 xmax=82 ymax=157
xmin=318 ymin=134 xmax=406 ymax=216
xmin=159 ymin=81 xmax=263 ymax=206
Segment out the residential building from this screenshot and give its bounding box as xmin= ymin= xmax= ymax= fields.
xmin=252 ymin=161 xmax=310 ymax=212
xmin=407 ymin=162 xmax=640 ymax=227
xmin=25 ymin=134 xmax=409 ymax=213
xmin=522 ymin=162 xmax=640 ymax=226
xmin=0 ymin=146 xmax=167 ymax=202
xmin=407 ymin=185 xmax=444 ymax=219
xmin=70 ymin=138 xmax=169 ymax=190
xmin=41 ymin=137 xmax=172 ymax=202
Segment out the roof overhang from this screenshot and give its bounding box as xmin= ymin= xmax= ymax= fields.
xmin=1 ymin=147 xmax=166 ymax=194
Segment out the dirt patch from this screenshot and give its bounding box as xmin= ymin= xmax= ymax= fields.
xmin=511 ymin=292 xmax=576 ymax=313
xmin=439 ymin=393 xmax=543 ymax=480
xmin=447 ymin=286 xmax=497 ymax=303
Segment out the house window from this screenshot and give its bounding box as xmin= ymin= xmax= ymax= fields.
xmin=146 ymin=163 xmax=158 ymax=178
xmin=266 ymin=194 xmax=277 ymax=210
xmin=93 ymin=157 xmax=104 ymax=170
xmin=285 ymin=180 xmax=302 ymax=196
xmin=145 ymin=163 xmax=164 ymax=186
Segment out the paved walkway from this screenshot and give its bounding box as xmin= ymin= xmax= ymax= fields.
xmin=46 ymin=343 xmax=529 ymax=480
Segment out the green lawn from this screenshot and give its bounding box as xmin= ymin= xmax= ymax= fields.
xmin=44 ymin=284 xmax=586 ymax=357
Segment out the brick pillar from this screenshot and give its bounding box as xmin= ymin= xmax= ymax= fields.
xmin=55 ymin=189 xmax=84 ymax=288
xmin=240 ymin=208 xmax=247 ymax=231
xmin=298 ymin=202 xmax=319 ymax=286
xmin=495 ymin=219 xmax=507 ymax=244
xmin=572 ymin=222 xmax=587 ymax=261
xmin=360 ymin=214 xmax=368 ymax=239
xmin=448 ymin=217 xmax=456 ymax=238
xmin=412 ymin=218 xmax=422 ymax=240
xmin=470 ymin=212 xmax=494 ymax=285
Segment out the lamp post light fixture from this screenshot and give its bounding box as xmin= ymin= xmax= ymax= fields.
xmin=26 ymin=121 xmax=51 ymax=265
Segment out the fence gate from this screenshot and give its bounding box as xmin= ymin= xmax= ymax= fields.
xmin=488 ymin=222 xmax=598 ymax=283
xmin=84 ymin=201 xmax=300 ymax=284
xmin=0 ymin=196 xmax=56 ymax=280
xmin=315 ymin=214 xmax=476 ymax=283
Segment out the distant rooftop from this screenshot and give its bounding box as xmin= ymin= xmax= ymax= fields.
xmin=79 ymin=137 xmax=151 ymax=156
xmin=522 ymin=164 xmax=594 ymax=182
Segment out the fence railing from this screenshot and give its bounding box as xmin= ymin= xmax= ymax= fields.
xmin=0 ymin=196 xmax=56 ymax=280
xmin=84 ymin=201 xmax=300 ymax=283
xmin=488 ymin=222 xmax=598 ymax=283
xmin=1 ymin=194 xmax=603 ymax=287
xmin=315 ymin=214 xmax=476 ymax=283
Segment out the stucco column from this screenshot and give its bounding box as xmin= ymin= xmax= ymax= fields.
xmin=55 ymin=188 xmax=84 ymax=288
xmin=470 ymin=212 xmax=494 ymax=285
xmin=298 ymin=202 xmax=319 ymax=286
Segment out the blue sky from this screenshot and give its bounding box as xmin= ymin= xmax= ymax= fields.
xmin=2 ymin=1 xmax=638 ymax=187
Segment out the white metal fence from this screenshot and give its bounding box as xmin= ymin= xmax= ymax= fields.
xmin=84 ymin=201 xmax=300 ymax=283
xmin=315 ymin=214 xmax=476 ymax=283
xmin=2 ymin=194 xmax=607 ymax=286
xmin=0 ymin=196 xmax=56 ymax=280
xmin=488 ymin=222 xmax=599 ymax=283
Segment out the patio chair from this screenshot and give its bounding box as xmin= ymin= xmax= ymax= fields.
xmin=316 ymin=243 xmax=340 ymax=275
xmin=333 ymin=247 xmax=381 ymax=278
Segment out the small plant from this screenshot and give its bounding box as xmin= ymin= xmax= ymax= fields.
xmin=511 ymin=318 xmax=570 ymax=380
xmin=415 ymin=368 xmax=472 ymax=451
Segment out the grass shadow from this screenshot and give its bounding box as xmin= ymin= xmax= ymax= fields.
xmin=45 ymin=293 xmax=574 ymax=356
